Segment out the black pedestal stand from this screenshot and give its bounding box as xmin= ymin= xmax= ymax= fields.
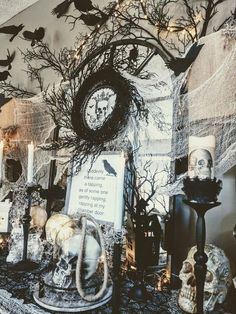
xmin=10 ymin=184 xmax=39 ymax=271
xmin=112 ymin=242 xmax=122 ymax=314
xmin=183 ymin=200 xmax=220 ymax=313
xmin=182 ymin=177 xmax=222 ymax=314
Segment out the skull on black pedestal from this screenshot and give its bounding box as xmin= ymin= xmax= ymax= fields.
xmin=178 ymin=244 xmax=232 ymax=313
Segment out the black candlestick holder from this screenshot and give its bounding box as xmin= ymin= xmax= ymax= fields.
xmin=10 ymin=183 xmax=41 ymax=271
xmin=182 ymin=177 xmax=222 ymax=314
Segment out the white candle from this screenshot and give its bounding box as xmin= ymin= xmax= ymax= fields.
xmin=188 ymin=135 xmax=215 ymax=179
xmin=114 ymin=152 xmax=125 ymax=231
xmin=27 ymin=141 xmax=34 ymax=183
xmin=0 ymin=141 xmax=3 ymax=181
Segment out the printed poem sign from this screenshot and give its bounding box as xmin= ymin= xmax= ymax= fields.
xmin=67 ymin=152 xmax=125 ymax=230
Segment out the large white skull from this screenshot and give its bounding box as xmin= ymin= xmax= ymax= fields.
xmin=52 ymin=233 xmax=101 ymax=288
xmin=188 ymin=149 xmax=213 ymax=179
xmin=178 ymin=244 xmax=232 ymax=313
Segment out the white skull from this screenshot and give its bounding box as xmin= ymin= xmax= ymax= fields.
xmin=178 ymin=244 xmax=232 ymax=313
xmin=52 ymin=233 xmax=101 ymax=288
xmin=52 ymin=255 xmax=74 ymax=288
xmin=188 ymin=149 xmax=213 ymax=179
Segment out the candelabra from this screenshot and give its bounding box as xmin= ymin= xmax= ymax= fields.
xmin=10 ymin=184 xmax=41 ymax=271
xmin=182 ymin=177 xmax=222 ymax=314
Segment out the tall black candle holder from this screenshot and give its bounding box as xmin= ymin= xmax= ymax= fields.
xmin=10 ymin=184 xmax=41 ymax=271
xmin=182 ymin=177 xmax=222 ymax=314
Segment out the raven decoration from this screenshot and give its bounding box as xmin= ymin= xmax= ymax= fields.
xmin=79 ymin=13 xmax=105 ymax=26
xmin=0 ymin=24 xmax=24 ymax=42
xmin=0 ymin=71 xmax=11 ymax=81
xmin=103 ymin=160 xmax=117 ymax=176
xmin=52 ymin=0 xmax=95 ymax=18
xmin=165 ymin=42 xmax=204 ymax=76
xmin=0 ymin=50 xmax=16 ymax=70
xmin=23 ymin=27 xmax=45 ymax=46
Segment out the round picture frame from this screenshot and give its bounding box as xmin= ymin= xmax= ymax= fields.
xmin=71 ymin=67 xmax=132 ymax=144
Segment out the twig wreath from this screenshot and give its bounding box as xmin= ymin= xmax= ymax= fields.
xmin=43 ymin=64 xmax=147 ymax=173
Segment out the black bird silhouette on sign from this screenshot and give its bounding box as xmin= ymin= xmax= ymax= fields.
xmin=0 ymin=24 xmax=24 ymax=42
xmin=165 ymin=42 xmax=204 ymax=76
xmin=79 ymin=13 xmax=105 ymax=26
xmin=52 ymin=0 xmax=95 ymax=18
xmin=0 ymin=71 xmax=11 ymax=81
xmin=103 ymin=160 xmax=117 ymax=176
xmin=23 ymin=27 xmax=45 ymax=46
xmin=0 ymin=50 xmax=16 ymax=70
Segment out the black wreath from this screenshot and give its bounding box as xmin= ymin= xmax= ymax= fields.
xmin=71 ymin=67 xmax=134 ymax=144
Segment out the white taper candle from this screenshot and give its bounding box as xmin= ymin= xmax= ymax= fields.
xmin=0 ymin=141 xmax=3 ymax=181
xmin=27 ymin=141 xmax=34 ymax=183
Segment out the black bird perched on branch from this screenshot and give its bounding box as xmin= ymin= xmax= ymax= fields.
xmin=0 ymin=71 xmax=11 ymax=81
xmin=0 ymin=50 xmax=16 ymax=70
xmin=103 ymin=160 xmax=117 ymax=176
xmin=23 ymin=27 xmax=45 ymax=46
xmin=79 ymin=13 xmax=105 ymax=26
xmin=165 ymin=42 xmax=204 ymax=76
xmin=0 ymin=24 xmax=24 ymax=42
xmin=52 ymin=0 xmax=95 ymax=18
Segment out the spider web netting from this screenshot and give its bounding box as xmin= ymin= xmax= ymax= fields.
xmin=0 ymin=95 xmax=55 ymax=200
xmin=173 ymin=28 xmax=236 ymax=178
xmin=1 ymin=27 xmax=235 ymax=200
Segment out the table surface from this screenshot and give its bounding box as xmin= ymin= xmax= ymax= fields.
xmin=0 ymin=249 xmax=235 ymax=314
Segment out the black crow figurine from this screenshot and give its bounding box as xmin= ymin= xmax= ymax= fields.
xmin=165 ymin=42 xmax=204 ymax=76
xmin=103 ymin=160 xmax=117 ymax=176
xmin=0 ymin=50 xmax=16 ymax=70
xmin=0 ymin=71 xmax=11 ymax=81
xmin=0 ymin=24 xmax=24 ymax=42
xmin=128 ymin=46 xmax=139 ymax=66
xmin=23 ymin=27 xmax=45 ymax=46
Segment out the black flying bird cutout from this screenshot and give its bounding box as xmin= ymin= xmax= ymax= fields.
xmin=0 ymin=24 xmax=24 ymax=42
xmin=0 ymin=71 xmax=11 ymax=81
xmin=23 ymin=27 xmax=45 ymax=46
xmin=52 ymin=0 xmax=95 ymax=18
xmin=103 ymin=160 xmax=117 ymax=176
xmin=0 ymin=50 xmax=16 ymax=70
xmin=165 ymin=42 xmax=204 ymax=76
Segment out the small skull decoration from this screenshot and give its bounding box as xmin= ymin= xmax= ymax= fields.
xmin=52 ymin=233 xmax=101 ymax=288
xmin=188 ymin=149 xmax=213 ymax=179
xmin=178 ymin=244 xmax=232 ymax=313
